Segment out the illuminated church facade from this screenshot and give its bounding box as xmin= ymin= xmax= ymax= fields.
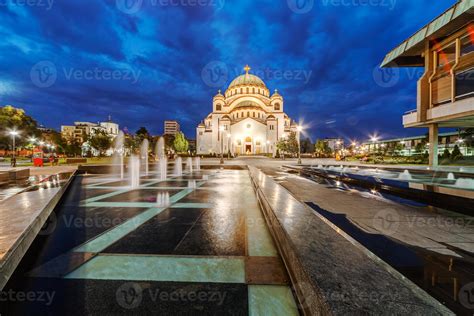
xmin=196 ymin=65 xmax=300 ymax=156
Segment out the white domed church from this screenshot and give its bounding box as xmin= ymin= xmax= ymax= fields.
xmin=196 ymin=65 xmax=300 ymax=156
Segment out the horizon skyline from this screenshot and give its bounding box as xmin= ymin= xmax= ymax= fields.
xmin=0 ymin=0 xmax=458 ymax=142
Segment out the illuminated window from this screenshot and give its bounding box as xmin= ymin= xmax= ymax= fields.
xmin=437 ymin=43 xmax=456 ymax=68
xmin=275 ymin=103 xmax=281 ymax=111
xmin=461 ymin=34 xmax=474 ymax=56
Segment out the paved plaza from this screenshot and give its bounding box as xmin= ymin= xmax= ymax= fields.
xmin=1 ymin=166 xmax=298 ymax=315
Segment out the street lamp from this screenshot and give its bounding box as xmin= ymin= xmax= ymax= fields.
xmin=297 ymin=125 xmax=303 ymax=164
xmin=219 ymin=126 xmax=225 ymax=164
xmin=370 ymin=135 xmax=379 ymax=164
xmin=9 ymin=130 xmax=19 ymax=167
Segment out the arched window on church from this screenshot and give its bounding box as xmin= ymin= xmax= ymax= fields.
xmin=275 ymin=103 xmax=281 ymax=111
xmin=246 ymin=88 xmax=249 ymax=94
xmin=253 ymin=112 xmax=255 ymax=117
xmin=252 ymin=88 xmax=255 ymax=93
xmin=216 ymin=104 xmax=222 ymax=111
xmin=240 ymin=88 xmax=243 ymax=94
xmin=247 ymin=111 xmax=250 ymax=117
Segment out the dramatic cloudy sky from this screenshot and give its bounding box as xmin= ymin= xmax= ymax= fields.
xmin=0 ymin=0 xmax=457 ymax=141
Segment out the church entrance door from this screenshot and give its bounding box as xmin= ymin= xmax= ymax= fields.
xmin=244 ymin=136 xmax=252 ymax=155
xmin=245 ymin=144 xmax=252 ymax=154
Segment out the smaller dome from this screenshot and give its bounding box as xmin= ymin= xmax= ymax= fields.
xmin=214 ymin=89 xmax=224 ymax=98
xmin=271 ymin=89 xmax=282 ymax=98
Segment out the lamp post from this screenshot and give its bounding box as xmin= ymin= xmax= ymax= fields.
xmin=370 ymin=135 xmax=379 ymax=164
xmin=297 ymin=125 xmax=303 ymax=164
xmin=219 ymin=126 xmax=225 ymax=164
xmin=9 ymin=130 xmax=19 ymax=167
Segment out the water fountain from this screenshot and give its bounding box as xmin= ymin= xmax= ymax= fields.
xmin=140 ymin=139 xmax=149 ymax=176
xmin=398 ymin=170 xmax=413 ymax=181
xmin=156 ymin=192 xmax=170 ymax=207
xmin=174 ymin=156 xmax=182 ymax=176
xmin=447 ymin=173 xmax=456 ymax=181
xmin=187 ymin=157 xmax=193 ymax=173
xmin=194 ymin=157 xmax=201 ymax=171
xmin=159 ymin=157 xmax=168 ymax=181
xmin=155 ymin=137 xmax=165 ymax=159
xmin=112 ymin=131 xmax=125 ymax=179
xmin=129 ymin=155 xmax=140 ymax=188
xmin=188 ymin=180 xmax=197 ymax=189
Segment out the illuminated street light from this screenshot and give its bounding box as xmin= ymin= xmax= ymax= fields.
xmin=297 ymin=125 xmax=303 ymax=164
xmin=9 ymin=130 xmax=20 ymax=166
xmin=29 ymin=137 xmax=37 ymax=143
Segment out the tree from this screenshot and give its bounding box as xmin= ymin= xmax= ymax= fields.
xmin=173 ymin=132 xmax=189 ymax=153
xmin=0 ymin=105 xmax=40 ymax=150
xmin=314 ymin=139 xmax=332 ymax=157
xmin=135 ymin=127 xmax=150 ymax=141
xmin=276 ymin=132 xmax=299 ymax=157
xmin=300 ymin=137 xmax=313 ymax=154
xmin=88 ymin=131 xmax=112 ymax=156
xmin=286 ymin=132 xmax=299 ymax=155
xmin=451 ymin=145 xmax=463 ymax=161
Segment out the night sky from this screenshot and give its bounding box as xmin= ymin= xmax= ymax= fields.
xmin=0 ymin=0 xmax=457 ymax=141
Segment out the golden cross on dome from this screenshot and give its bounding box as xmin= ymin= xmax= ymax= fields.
xmin=244 ymin=64 xmax=251 ymax=74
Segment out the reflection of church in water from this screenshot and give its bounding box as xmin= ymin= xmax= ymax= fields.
xmin=196 ymin=65 xmax=300 ymax=155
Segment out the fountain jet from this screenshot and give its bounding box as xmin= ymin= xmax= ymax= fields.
xmin=140 ymin=139 xmax=149 ymax=175
xmin=187 ymin=157 xmax=193 ymax=173
xmin=129 ymin=155 xmax=140 ymax=188
xmin=174 ymin=156 xmax=183 ymax=176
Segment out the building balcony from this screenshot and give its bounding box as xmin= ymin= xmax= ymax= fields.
xmin=402 ymin=109 xmax=418 ymax=126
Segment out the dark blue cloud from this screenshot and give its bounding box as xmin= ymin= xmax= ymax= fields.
xmin=0 ymin=0 xmax=457 ymax=141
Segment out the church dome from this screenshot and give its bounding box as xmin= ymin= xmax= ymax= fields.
xmin=228 ymin=65 xmax=267 ymax=89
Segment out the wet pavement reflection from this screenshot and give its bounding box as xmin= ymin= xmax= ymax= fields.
xmin=1 ymin=168 xmax=299 ymax=315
